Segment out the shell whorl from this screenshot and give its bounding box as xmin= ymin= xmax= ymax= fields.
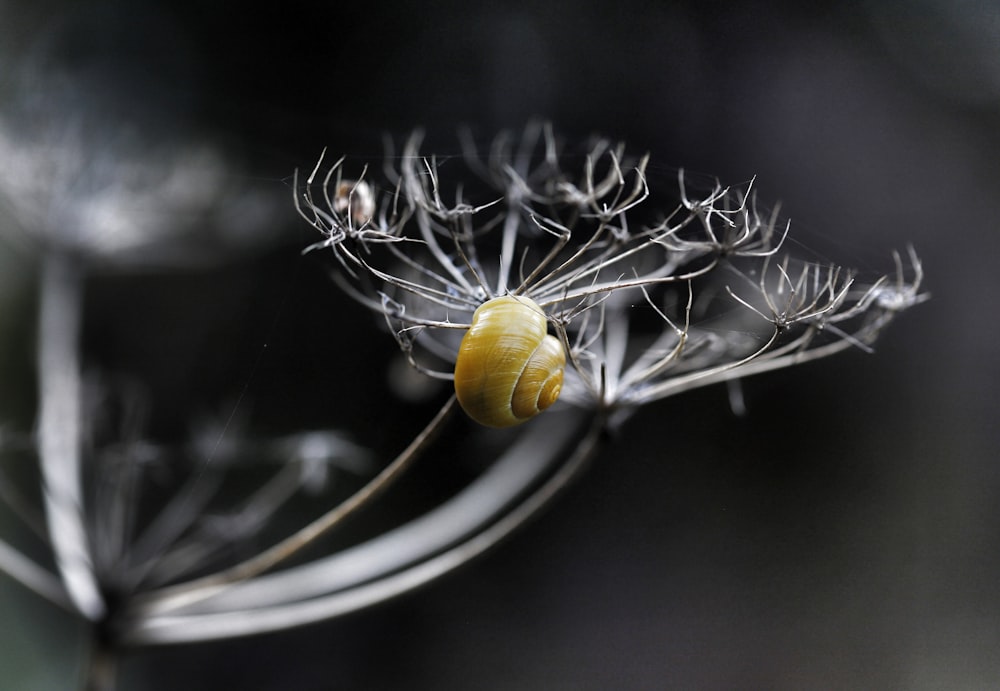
xmin=453 ymin=295 xmax=566 ymax=428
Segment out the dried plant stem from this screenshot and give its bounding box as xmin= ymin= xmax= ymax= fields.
xmin=37 ymin=252 xmax=105 ymax=620
xmin=123 ymin=407 xmax=601 ymax=644
xmin=0 ymin=538 xmax=74 ymax=611
xmin=81 ymin=630 xmax=118 ymax=691
xmin=130 ymin=395 xmax=458 ymax=615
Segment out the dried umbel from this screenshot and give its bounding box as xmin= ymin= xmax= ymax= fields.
xmin=296 ymin=123 xmax=925 ymax=429
xmin=0 ymin=124 xmax=925 ymax=674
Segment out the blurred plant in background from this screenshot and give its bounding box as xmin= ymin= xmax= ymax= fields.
xmin=0 ymin=44 xmax=360 ymax=689
xmin=0 ymin=65 xmax=925 ymax=689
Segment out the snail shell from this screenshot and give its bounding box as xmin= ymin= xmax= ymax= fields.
xmin=453 ymin=295 xmax=566 ymax=428
xmin=333 ymin=180 xmax=375 ymax=226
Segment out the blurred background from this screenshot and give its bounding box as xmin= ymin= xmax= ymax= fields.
xmin=1 ymin=0 xmax=997 ymax=688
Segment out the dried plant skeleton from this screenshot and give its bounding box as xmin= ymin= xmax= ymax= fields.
xmin=297 ymin=124 xmax=926 ymax=427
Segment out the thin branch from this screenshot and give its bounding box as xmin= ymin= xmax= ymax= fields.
xmin=0 ymin=538 xmax=75 ymax=612
xmin=130 ymin=395 xmax=458 ymax=615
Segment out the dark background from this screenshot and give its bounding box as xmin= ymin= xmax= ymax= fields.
xmin=1 ymin=1 xmax=998 ymax=689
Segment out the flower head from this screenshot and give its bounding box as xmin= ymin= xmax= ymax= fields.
xmin=298 ymin=124 xmax=924 ymax=426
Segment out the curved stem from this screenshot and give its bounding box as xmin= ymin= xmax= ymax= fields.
xmin=121 ymin=408 xmax=603 ymax=644
xmin=37 ymin=253 xmax=105 ymax=620
xmin=129 ymin=395 xmax=458 ymax=614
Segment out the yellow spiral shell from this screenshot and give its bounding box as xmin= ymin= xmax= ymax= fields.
xmin=453 ymin=295 xmax=566 ymax=428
